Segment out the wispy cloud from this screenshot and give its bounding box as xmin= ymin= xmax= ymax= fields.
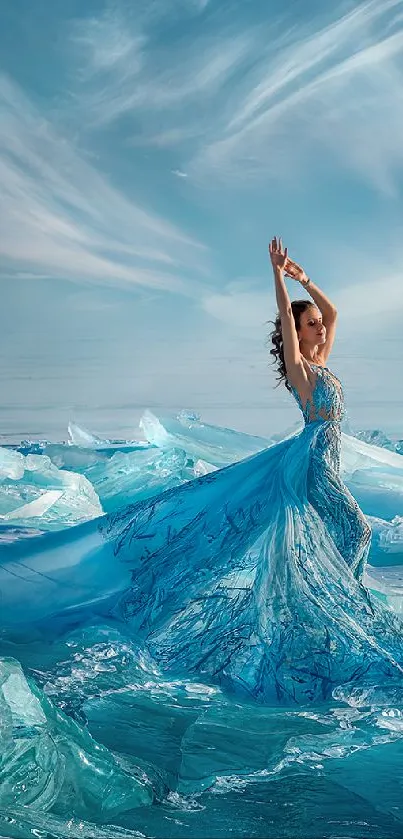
xmin=69 ymin=8 xmax=253 ymax=129
xmin=224 ymin=0 xmax=400 ymax=133
xmin=67 ymin=0 xmax=403 ymax=195
xmin=73 ymin=12 xmax=146 ymax=77
xmin=0 ymin=75 xmax=209 ymax=292
xmin=192 ymin=0 xmax=403 ymax=190
xmin=172 ymin=169 xmax=188 ymax=178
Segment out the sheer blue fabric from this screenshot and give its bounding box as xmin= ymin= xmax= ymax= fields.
xmin=98 ymin=364 xmax=403 ymax=703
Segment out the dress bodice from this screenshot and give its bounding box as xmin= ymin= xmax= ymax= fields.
xmin=290 ymin=364 xmax=345 ymax=425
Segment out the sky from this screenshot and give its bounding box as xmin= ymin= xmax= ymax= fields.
xmin=1 ymin=0 xmax=403 ymax=442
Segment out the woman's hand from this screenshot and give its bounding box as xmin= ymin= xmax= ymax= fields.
xmin=284 ymin=257 xmax=309 ymax=285
xmin=269 ymin=237 xmax=288 ymax=272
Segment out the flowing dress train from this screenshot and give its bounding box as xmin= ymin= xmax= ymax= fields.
xmin=98 ymin=364 xmax=403 ymax=703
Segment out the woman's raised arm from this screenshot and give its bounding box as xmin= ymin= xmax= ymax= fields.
xmin=284 ymin=257 xmax=338 ymax=364
xmin=269 ymin=237 xmax=306 ymax=387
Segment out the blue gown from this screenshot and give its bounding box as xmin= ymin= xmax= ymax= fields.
xmin=1 ymin=364 xmax=402 ymax=704
xmin=98 ymin=363 xmax=403 ymax=703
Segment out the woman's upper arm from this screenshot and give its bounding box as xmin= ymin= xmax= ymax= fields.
xmin=280 ymin=311 xmax=300 ymax=369
xmin=280 ymin=312 xmax=309 ymax=391
xmin=318 ymin=311 xmax=338 ymax=364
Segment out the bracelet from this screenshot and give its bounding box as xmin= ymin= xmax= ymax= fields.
xmin=301 ymin=276 xmax=310 ymax=287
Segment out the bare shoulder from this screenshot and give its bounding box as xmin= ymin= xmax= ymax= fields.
xmin=286 ymin=357 xmax=311 ymax=391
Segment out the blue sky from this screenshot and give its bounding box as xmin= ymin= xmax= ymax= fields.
xmin=1 ymin=0 xmax=403 ymax=440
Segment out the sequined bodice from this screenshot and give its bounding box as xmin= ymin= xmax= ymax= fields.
xmin=290 ymin=364 xmax=345 ymax=426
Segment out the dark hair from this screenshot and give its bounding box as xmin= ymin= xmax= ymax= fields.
xmin=267 ymin=300 xmax=314 ymax=392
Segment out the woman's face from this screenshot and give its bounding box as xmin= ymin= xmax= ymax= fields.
xmin=298 ymin=306 xmax=326 ymax=346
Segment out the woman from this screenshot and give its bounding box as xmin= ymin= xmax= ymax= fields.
xmin=92 ymin=238 xmax=402 ymax=704
xmin=268 ymin=236 xmax=371 ymax=581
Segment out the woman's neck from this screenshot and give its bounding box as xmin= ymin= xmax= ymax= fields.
xmin=300 ymin=344 xmax=320 ymax=362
